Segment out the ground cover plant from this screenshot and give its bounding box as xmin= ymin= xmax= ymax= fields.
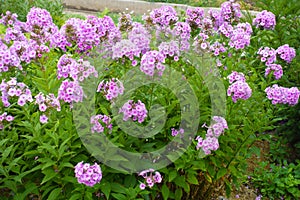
xmin=0 ymin=0 xmax=299 ymax=199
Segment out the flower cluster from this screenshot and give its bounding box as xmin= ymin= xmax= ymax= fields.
xmin=172 ymin=22 xmax=191 ymax=51
xmin=60 ymin=15 xmax=121 ymax=54
xmin=0 ymin=11 xmax=25 ymax=28
xmin=4 ymin=26 xmax=27 ymax=43
xmin=118 ymin=13 xmax=133 ymax=31
xmin=257 ymin=46 xmax=276 ymax=65
xmin=218 ymin=22 xmax=233 ymax=38
xmin=265 ymin=63 xmax=283 ymax=80
xmin=276 ymin=44 xmax=296 ymax=63
xmin=97 ymin=78 xmax=124 ymax=101
xmin=253 ymin=10 xmax=276 ymax=30
xmin=171 ymin=128 xmax=184 ymax=137
xmin=0 ymin=112 xmax=14 ymax=130
xmin=138 ymin=169 xmax=162 ymax=189
xmin=140 ymin=50 xmax=166 ymax=76
xmin=26 ymin=7 xmax=59 ymax=45
xmin=185 ymin=7 xmax=204 ymax=28
xmin=220 ymin=1 xmax=242 ymax=23
xmin=192 ymin=32 xmax=210 ymax=53
xmin=227 ymin=71 xmax=246 ymax=84
xmin=128 ymin=22 xmax=151 ymax=54
xmin=90 ymin=114 xmax=112 ymax=133
xmin=196 ymin=116 xmax=228 ymax=155
xmin=158 ymin=41 xmax=180 ymax=61
xmin=229 ymin=22 xmax=252 ymax=50
xmin=58 ymin=80 xmax=84 ymax=105
xmin=0 ymin=78 xmax=33 ymax=107
xmin=57 ymin=55 xmax=98 ymax=81
xmin=209 ymin=41 xmax=226 ymax=56
xmin=112 ymin=39 xmax=141 ymax=64
xmin=74 ymin=162 xmax=102 ymax=187
xmin=227 ymin=71 xmax=252 ymax=102
xmin=265 ymin=84 xmax=300 ymax=106
xmin=119 ymin=100 xmax=148 ymax=123
xmin=34 ymin=92 xmax=61 ymax=124
xmin=149 ymin=6 xmax=178 ymax=27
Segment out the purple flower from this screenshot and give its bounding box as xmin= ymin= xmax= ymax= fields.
xmin=253 ymin=10 xmax=276 ymax=30
xmin=148 ymin=6 xmax=178 ymax=27
xmin=186 ymin=7 xmax=204 ymax=28
xmin=276 ymin=44 xmax=296 ymax=63
xmin=140 ymin=50 xmax=166 ymax=76
xmin=0 ymin=112 xmax=14 ymax=129
xmin=257 ymin=46 xmax=277 ymax=65
xmin=58 ymin=80 xmax=84 ymax=106
xmin=0 ymin=78 xmax=33 ymax=107
xmin=265 ymin=63 xmax=283 ymax=80
xmin=196 ymin=116 xmax=227 ymax=155
xmin=119 ymin=100 xmax=148 ymax=123
xmin=138 ymin=169 xmax=162 ymax=189
xmin=90 ymin=114 xmax=112 ymax=133
xmin=265 ymin=84 xmax=300 ymax=106
xmin=74 ymin=162 xmax=102 ymax=187
xmin=40 ymin=114 xmax=48 ymax=124
xmin=97 ymin=78 xmax=124 ymax=101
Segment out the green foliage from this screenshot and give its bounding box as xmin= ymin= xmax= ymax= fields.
xmin=250 ymin=160 xmax=300 ymax=200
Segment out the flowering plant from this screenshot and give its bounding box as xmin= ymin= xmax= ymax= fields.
xmin=0 ymin=0 xmax=299 ymax=199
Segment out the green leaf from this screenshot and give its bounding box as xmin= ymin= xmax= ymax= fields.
xmin=69 ymin=193 xmax=82 ymax=200
xmin=111 ymin=193 xmax=127 ymax=200
xmin=216 ymin=168 xmax=227 ymax=180
xmin=48 ymin=188 xmax=61 ymax=200
xmin=187 ymin=172 xmax=199 ymax=185
xmin=168 ymin=170 xmax=178 ymax=182
xmin=174 ymin=176 xmax=190 ymax=193
xmin=41 ymin=168 xmax=58 ymax=185
xmin=162 ymin=184 xmax=170 ymax=200
xmin=174 ymin=188 xmax=183 ymax=200
xmin=101 ymin=182 xmax=111 ymax=199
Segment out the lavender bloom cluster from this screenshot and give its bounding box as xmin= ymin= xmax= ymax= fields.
xmin=228 ymin=22 xmax=252 ymax=50
xmin=257 ymin=46 xmax=277 ymax=65
xmin=35 ymin=92 xmax=61 ymax=124
xmin=140 ymin=50 xmax=166 ymax=76
xmin=220 ymin=1 xmax=242 ymax=23
xmin=276 ymin=44 xmax=296 ymax=63
xmin=138 ymin=169 xmax=162 ymax=189
xmin=210 ymin=41 xmax=227 ymax=56
xmin=253 ymin=10 xmax=276 ymax=30
xmin=58 ymin=80 xmax=84 ymax=106
xmin=192 ymin=32 xmax=210 ymax=53
xmin=227 ymin=71 xmax=252 ymax=103
xmin=0 ymin=78 xmax=33 ymax=107
xmin=61 ymin=15 xmax=121 ymax=54
xmin=265 ymin=84 xmax=300 ymax=106
xmin=196 ymin=116 xmax=228 ymax=155
xmin=185 ymin=7 xmax=204 ymax=28
xmin=128 ymin=22 xmax=151 ymax=55
xmin=172 ymin=22 xmax=191 ymax=51
xmin=112 ymin=39 xmax=141 ymax=64
xmin=265 ymin=63 xmax=283 ymax=80
xmin=97 ymin=78 xmax=124 ymax=101
xmin=171 ymin=128 xmax=184 ymax=137
xmin=0 ymin=112 xmax=14 ymax=130
xmin=119 ymin=100 xmax=148 ymax=123
xmin=90 ymin=114 xmax=112 ymax=133
xmin=74 ymin=162 xmax=102 ymax=187
xmin=57 ymin=54 xmax=98 ymax=81
xmin=148 ymin=6 xmax=178 ymax=27
xmin=158 ymin=41 xmax=180 ymax=61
